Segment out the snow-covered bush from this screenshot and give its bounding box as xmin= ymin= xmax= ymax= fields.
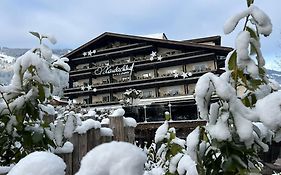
xmin=144 ymin=121 xmax=198 ymax=175
xmin=7 ymin=151 xmax=66 ymax=175
xmin=0 ymin=32 xmax=71 ymax=166
xmin=122 ymin=88 xmax=142 ymax=106
xmin=145 ymin=1 xmax=280 ymax=174
xmin=192 ymin=1 xmax=280 ymax=174
xmin=76 ymin=141 xmax=146 ymax=175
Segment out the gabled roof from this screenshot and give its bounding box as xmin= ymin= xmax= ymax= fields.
xmin=64 ymin=32 xmax=232 ymax=58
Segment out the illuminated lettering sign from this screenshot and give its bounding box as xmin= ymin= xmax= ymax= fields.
xmin=93 ymin=63 xmax=134 ymax=76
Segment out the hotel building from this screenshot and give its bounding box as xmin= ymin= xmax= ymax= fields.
xmin=64 ymin=32 xmax=232 ymax=121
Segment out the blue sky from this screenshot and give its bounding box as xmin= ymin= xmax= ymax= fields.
xmin=0 ymin=0 xmax=280 ymax=69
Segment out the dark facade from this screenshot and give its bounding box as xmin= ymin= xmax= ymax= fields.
xmin=64 ymin=32 xmax=232 ymax=122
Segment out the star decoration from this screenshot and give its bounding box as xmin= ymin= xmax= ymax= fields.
xmin=181 ymin=72 xmax=188 ymax=79
xmin=150 ymin=56 xmax=154 ymax=61
xmin=173 ymin=72 xmax=179 ymax=78
xmin=87 ymin=50 xmax=93 ymax=56
xmin=87 ymin=85 xmax=92 ymax=90
xmin=80 ymin=85 xmax=85 ymax=91
xmin=150 ymin=51 xmax=157 ymax=58
xmin=157 ymin=55 xmax=163 ymax=61
xmin=68 ymin=99 xmax=72 ymax=105
xmin=83 ymin=52 xmax=87 ymax=57
xmin=188 ymin=72 xmax=193 ymax=76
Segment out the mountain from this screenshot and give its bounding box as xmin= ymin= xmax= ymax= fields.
xmin=267 ymin=69 xmax=281 ymax=85
xmin=0 ymin=53 xmax=15 ymax=85
xmin=0 ymin=47 xmax=70 ymax=58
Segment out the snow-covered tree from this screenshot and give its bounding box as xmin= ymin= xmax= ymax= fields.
xmin=144 ymin=120 xmax=198 ymax=175
xmin=122 ymin=88 xmax=142 ymax=106
xmin=193 ymin=1 xmax=280 ymax=174
xmin=147 ymin=1 xmax=281 ymax=174
xmin=0 ymin=32 xmax=71 ymax=165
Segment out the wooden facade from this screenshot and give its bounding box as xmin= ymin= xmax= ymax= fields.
xmin=64 ymin=32 xmax=232 ymax=121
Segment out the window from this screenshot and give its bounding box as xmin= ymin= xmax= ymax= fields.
xmin=114 ymin=57 xmax=130 ymax=64
xmin=143 ymin=91 xmax=153 ymax=98
xmin=96 ymin=61 xmax=109 ymax=67
xmin=102 ymin=95 xmax=110 ymax=102
xmin=102 ymin=79 xmax=109 ymax=84
xmin=83 ymin=97 xmax=90 ymax=104
xmin=188 ymin=84 xmax=196 ymax=95
xmin=121 ymin=76 xmax=130 ymax=82
xmin=83 ymin=82 xmax=88 ymax=86
xmin=193 ymin=64 xmax=207 ymax=72
xmin=142 ymin=73 xmax=151 ymax=79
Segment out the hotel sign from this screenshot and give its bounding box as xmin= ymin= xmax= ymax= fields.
xmin=93 ymin=63 xmax=134 ymax=76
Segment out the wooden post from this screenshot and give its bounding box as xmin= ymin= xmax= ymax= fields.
xmin=61 ymin=153 xmax=72 ymax=175
xmin=100 ymin=135 xmax=113 ymax=143
xmin=125 ymin=126 xmax=135 ymax=143
xmin=70 ymin=133 xmax=80 ymax=174
xmin=109 ymin=117 xmax=125 ymax=141
xmin=87 ymin=128 xmax=101 ymax=151
xmin=78 ymin=133 xmax=88 ymax=162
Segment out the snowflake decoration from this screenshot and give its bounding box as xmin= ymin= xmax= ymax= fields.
xmin=149 ymin=51 xmax=157 ymax=61
xmin=157 ymin=55 xmax=163 ymax=61
xmin=80 ymin=85 xmax=85 ymax=91
xmin=87 ymin=85 xmax=92 ymax=90
xmin=68 ymin=99 xmax=72 ymax=106
xmin=173 ymin=72 xmax=179 ymax=78
xmin=150 ymin=51 xmax=157 ymax=57
xmin=83 ymin=52 xmax=87 ymax=57
xmin=88 ymin=50 xmax=93 ymax=56
xmin=181 ymin=72 xmax=188 ymax=79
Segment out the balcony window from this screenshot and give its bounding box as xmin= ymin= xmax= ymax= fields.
xmin=113 ymin=57 xmax=130 ymax=64
xmin=73 ymin=82 xmax=80 ymax=88
xmin=83 ymin=82 xmax=88 ymax=86
xmin=159 ymin=85 xmax=184 ymax=97
xmin=191 ymin=63 xmax=212 ymax=72
xmin=83 ymin=98 xmax=90 ymax=104
xmin=96 ymin=61 xmax=109 ymax=67
xmin=143 ymin=91 xmax=153 ymax=98
xmin=102 ymin=79 xmax=110 ymax=84
xmin=142 ymin=73 xmax=152 ymax=79
xmin=112 ymin=96 xmax=120 ymax=102
xmin=188 ymin=84 xmax=196 ymax=95
xmin=120 ymin=76 xmax=130 ymax=82
xmin=162 ymin=90 xmax=179 ymax=97
xmin=76 ymin=64 xmax=89 ymax=70
xmin=158 ymin=66 xmax=183 ymax=77
xmin=102 ymin=95 xmax=110 ymax=103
